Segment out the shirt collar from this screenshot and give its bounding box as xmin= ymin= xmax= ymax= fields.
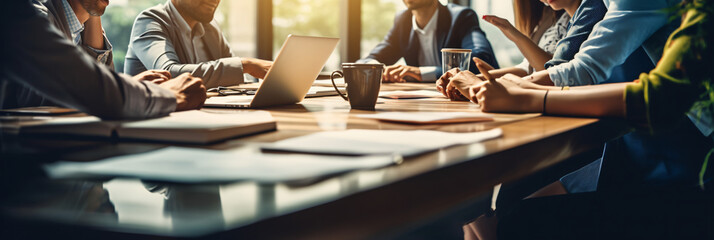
xmin=60 ymin=0 xmax=84 ymax=41
xmin=412 ymin=8 xmax=439 ymax=35
xmin=168 ymin=0 xmax=206 ymax=38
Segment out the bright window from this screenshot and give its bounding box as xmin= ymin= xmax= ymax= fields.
xmin=273 ymin=0 xmax=341 ymax=72
xmin=472 ymin=0 xmax=521 ymax=67
xmin=103 ymin=0 xmax=165 ymax=72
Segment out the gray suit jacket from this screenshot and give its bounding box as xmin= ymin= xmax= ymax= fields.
xmin=124 ymin=1 xmax=244 ymax=88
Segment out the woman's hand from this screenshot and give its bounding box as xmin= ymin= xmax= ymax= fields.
xmin=472 ymin=74 xmax=545 ymax=113
xmin=482 ymin=15 xmax=524 ymax=42
xmin=437 ymin=68 xmax=469 ymax=101
xmin=499 ymin=74 xmax=549 ymax=90
xmin=448 ymin=70 xmax=485 ymax=101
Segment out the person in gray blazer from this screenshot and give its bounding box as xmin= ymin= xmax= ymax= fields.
xmin=125 ymin=0 xmax=273 ymax=88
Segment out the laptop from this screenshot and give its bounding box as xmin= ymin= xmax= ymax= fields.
xmin=204 ymin=35 xmax=339 ymax=108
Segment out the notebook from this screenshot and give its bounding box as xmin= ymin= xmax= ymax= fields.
xmin=2 ymin=110 xmax=276 ymax=144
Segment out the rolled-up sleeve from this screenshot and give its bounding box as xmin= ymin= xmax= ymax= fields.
xmin=418 ymin=66 xmax=439 ymax=82
xmin=81 ymin=30 xmax=114 ymax=68
xmin=128 ymin=13 xmax=244 ymax=88
xmin=548 ymin=0 xmax=672 ymax=87
xmin=4 ymin=15 xmax=176 ymax=120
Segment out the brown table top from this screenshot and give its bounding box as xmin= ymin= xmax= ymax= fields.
xmin=0 ymin=83 xmax=628 ymax=239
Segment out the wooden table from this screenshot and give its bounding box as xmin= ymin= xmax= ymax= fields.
xmin=0 ymin=83 xmax=628 ymax=239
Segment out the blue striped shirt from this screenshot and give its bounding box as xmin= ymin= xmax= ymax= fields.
xmin=59 ymin=0 xmax=83 ymax=45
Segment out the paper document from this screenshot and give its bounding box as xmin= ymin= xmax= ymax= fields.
xmin=357 ymin=112 xmax=494 ymax=124
xmin=379 ymin=90 xmax=445 ymax=99
xmin=262 ymin=128 xmax=502 ymax=156
xmin=44 ymin=147 xmax=400 ymax=183
xmin=119 ymin=110 xmax=270 ymax=129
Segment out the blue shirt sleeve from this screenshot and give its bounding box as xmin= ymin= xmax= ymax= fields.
xmin=547 ymin=0 xmax=678 ymax=86
xmin=544 ymin=0 xmax=606 ymax=74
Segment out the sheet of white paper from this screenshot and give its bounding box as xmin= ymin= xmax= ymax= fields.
xmin=378 ymin=90 xmax=445 ymax=99
xmin=262 ymin=128 xmax=502 ymax=156
xmin=119 ymin=110 xmax=273 ymax=129
xmin=43 ymin=147 xmax=399 ymax=183
xmin=356 ymin=112 xmax=494 ymax=123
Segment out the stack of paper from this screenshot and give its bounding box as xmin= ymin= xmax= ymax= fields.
xmin=262 ymin=128 xmax=502 ymax=156
xmin=356 ymin=112 xmax=494 ymax=124
xmin=43 ymin=147 xmax=400 ymax=183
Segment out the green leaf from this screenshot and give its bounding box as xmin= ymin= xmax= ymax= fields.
xmin=700 ymin=148 xmax=714 ymax=189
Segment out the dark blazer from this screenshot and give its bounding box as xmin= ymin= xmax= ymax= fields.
xmin=3 ymin=0 xmax=115 ymax=109
xmin=360 ymin=3 xmax=498 ymax=78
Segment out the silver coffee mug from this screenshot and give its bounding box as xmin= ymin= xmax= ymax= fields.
xmin=330 ymin=63 xmax=383 ymax=110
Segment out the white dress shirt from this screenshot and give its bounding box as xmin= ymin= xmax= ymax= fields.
xmin=168 ymin=1 xmax=211 ymax=63
xmin=412 ymin=9 xmax=439 ymax=82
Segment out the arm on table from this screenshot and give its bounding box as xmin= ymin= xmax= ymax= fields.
xmin=128 ymin=14 xmax=244 ymax=88
xmin=546 ymin=0 xmax=672 ymax=86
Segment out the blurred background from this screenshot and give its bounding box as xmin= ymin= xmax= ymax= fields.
xmin=104 ymin=0 xmax=519 ymax=74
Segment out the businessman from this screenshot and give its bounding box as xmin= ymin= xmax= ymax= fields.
xmin=2 ymin=0 xmax=175 ymax=109
xmin=125 ymin=0 xmax=273 ymax=88
xmin=359 ymin=0 xmax=498 ymax=83
xmin=1 ymin=0 xmax=206 ymax=120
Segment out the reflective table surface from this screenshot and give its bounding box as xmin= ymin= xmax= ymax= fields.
xmin=0 ymin=83 xmax=627 ymax=239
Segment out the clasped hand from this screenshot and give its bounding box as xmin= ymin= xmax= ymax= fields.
xmin=436 ymin=57 xmax=496 ymax=101
xmin=131 ymin=70 xmax=207 ymax=111
xmin=382 ymin=64 xmax=422 ymax=83
xmin=436 ymin=68 xmax=543 ymax=113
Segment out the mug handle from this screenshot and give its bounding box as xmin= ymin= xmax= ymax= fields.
xmin=330 ymin=70 xmax=348 ymax=101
